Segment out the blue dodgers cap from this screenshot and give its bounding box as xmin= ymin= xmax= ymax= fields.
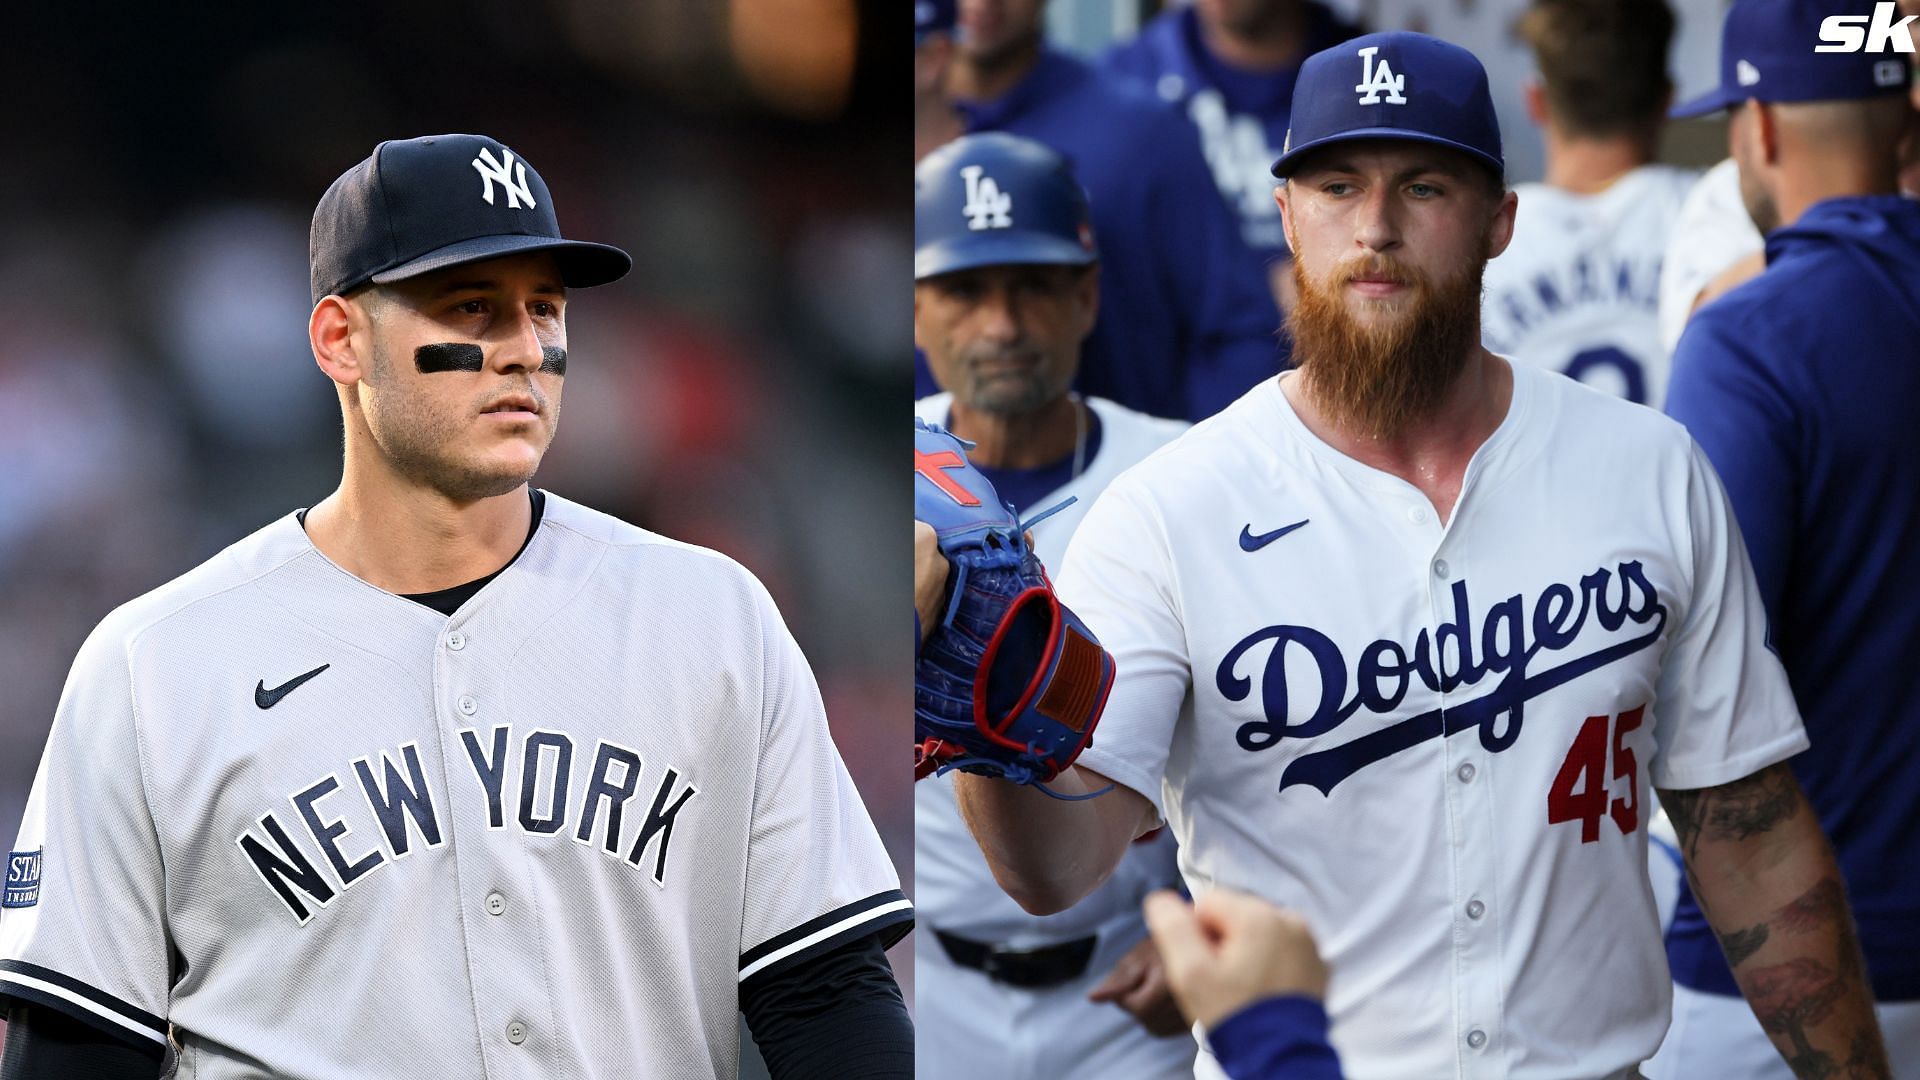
xmin=916 ymin=0 xmax=956 ymax=42
xmin=310 ymin=134 xmax=632 ymax=304
xmin=1671 ymin=0 xmax=1914 ymax=118
xmin=1271 ymin=31 xmax=1503 ymax=179
xmin=915 ymin=132 xmax=1097 ymax=280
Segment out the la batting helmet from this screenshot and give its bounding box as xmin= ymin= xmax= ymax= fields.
xmin=914 ymin=132 xmax=1097 ymax=281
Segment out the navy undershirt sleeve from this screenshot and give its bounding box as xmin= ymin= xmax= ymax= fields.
xmin=1 ymin=1002 xmax=165 ymax=1080
xmin=740 ymin=932 xmax=912 ymax=1079
xmin=1206 ymin=995 xmax=1344 ymax=1080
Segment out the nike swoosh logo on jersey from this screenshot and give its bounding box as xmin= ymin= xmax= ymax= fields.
xmin=256 ymin=664 xmax=330 ymax=709
xmin=1239 ymin=520 xmax=1309 ymax=551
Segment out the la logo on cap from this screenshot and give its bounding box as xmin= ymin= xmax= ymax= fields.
xmin=472 ymin=147 xmax=536 ymax=210
xmin=1736 ymin=59 xmax=1761 ymax=87
xmin=1355 ymin=45 xmax=1407 ymax=105
xmin=960 ymin=164 xmax=1013 ymax=231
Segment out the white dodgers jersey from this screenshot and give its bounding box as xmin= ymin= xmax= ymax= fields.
xmin=1056 ymin=364 xmax=1806 ymax=1080
xmin=0 ymin=493 xmax=909 ymax=1080
xmin=1482 ymin=166 xmax=1699 ymax=408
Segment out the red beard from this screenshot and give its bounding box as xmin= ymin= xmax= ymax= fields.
xmin=1286 ymin=249 xmax=1487 ymax=440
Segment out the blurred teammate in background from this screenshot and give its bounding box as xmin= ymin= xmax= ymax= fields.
xmin=913 ymin=131 xmax=1194 ymax=1080
xmin=1102 ymin=0 xmax=1362 ymax=311
xmin=917 ymin=0 xmax=1285 ymax=422
xmin=1480 ymin=0 xmax=1696 ymax=408
xmin=916 ymin=0 xmax=963 ymax=162
xmin=1654 ymin=1 xmax=1920 ymax=1075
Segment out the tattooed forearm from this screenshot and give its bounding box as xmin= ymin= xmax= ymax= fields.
xmin=1669 ymin=765 xmax=1890 ymax=1078
xmin=1659 ymin=762 xmax=1802 ymax=864
xmin=1718 ymin=923 xmax=1771 ymax=968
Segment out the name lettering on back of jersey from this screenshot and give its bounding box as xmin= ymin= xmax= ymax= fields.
xmin=236 ymin=728 xmax=699 ymax=924
xmin=1216 ymin=559 xmax=1667 ymax=794
xmin=3 ymin=848 xmax=41 ymax=908
xmin=1354 ymin=46 xmax=1407 ymax=105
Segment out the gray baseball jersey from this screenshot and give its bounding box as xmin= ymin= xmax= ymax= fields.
xmin=0 ymin=492 xmax=909 ymax=1079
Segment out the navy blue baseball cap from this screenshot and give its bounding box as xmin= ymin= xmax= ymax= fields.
xmin=1671 ymin=0 xmax=1913 ymax=118
xmin=915 ymin=133 xmax=1097 ymax=280
xmin=1270 ymin=31 xmax=1503 ymax=179
xmin=916 ymin=0 xmax=956 ymax=43
xmin=309 ymin=134 xmax=632 ymax=305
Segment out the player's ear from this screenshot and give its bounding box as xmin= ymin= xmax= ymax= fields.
xmin=310 ymin=294 xmax=367 ymax=387
xmin=1073 ymin=264 xmax=1100 ymax=340
xmin=1484 ymin=184 xmax=1519 ymax=261
xmin=1275 ymin=183 xmax=1295 ymax=256
xmin=1522 ymin=79 xmax=1548 ymax=128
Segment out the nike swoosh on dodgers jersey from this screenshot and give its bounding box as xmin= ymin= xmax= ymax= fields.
xmin=255 ymin=664 xmax=330 ymax=709
xmin=1239 ymin=520 xmax=1309 ymax=552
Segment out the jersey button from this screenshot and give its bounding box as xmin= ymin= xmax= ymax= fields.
xmin=1456 ymin=762 xmax=1476 ymax=783
xmin=1433 ymin=558 xmax=1451 ymax=579
xmin=457 ymin=695 xmax=478 ymax=716
xmin=1407 ymin=506 xmax=1428 ymax=525
xmin=1466 ymin=1029 xmax=1487 ymax=1049
xmin=486 ymin=891 xmax=507 ymax=916
xmin=446 ymin=632 xmax=467 ymax=651
xmin=506 ymin=1021 xmax=527 ymax=1045
xmin=1466 ymin=899 xmax=1485 ymax=920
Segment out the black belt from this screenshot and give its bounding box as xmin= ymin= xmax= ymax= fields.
xmin=934 ymin=929 xmax=1098 ymax=989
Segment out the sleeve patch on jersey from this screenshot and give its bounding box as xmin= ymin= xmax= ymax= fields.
xmin=738 ymin=890 xmax=915 ymax=982
xmin=3 ymin=848 xmax=41 ymax=908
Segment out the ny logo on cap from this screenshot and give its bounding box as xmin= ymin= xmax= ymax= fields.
xmin=472 ymin=147 xmax=537 ymax=210
xmin=1355 ymin=46 xmax=1407 ymax=105
xmin=960 ymin=164 xmax=1013 ymax=231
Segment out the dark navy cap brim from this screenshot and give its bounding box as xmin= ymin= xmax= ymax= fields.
xmin=1669 ymin=85 xmax=1740 ymax=119
xmin=914 ymin=235 xmax=1096 ymax=280
xmin=1271 ymin=127 xmax=1504 ymax=179
xmin=361 ymin=234 xmax=632 ymax=293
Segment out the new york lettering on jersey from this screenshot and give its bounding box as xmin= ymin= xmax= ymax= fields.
xmin=238 ymin=727 xmax=700 ymax=924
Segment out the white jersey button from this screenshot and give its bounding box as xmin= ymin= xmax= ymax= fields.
xmin=457 ymin=695 xmax=478 ymax=716
xmin=1433 ymin=559 xmax=1451 ymax=579
xmin=1466 ymin=1029 xmax=1487 ymax=1049
xmin=1466 ymin=899 xmax=1485 ymax=920
xmin=486 ymin=891 xmax=507 ymax=916
xmin=1407 ymin=506 xmax=1428 ymax=525
xmin=506 ymin=1022 xmax=527 ymax=1045
xmin=446 ymin=632 xmax=467 ymax=651
xmin=1456 ymin=762 xmax=1476 ymax=783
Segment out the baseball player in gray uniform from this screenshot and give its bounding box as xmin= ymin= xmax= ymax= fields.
xmin=0 ymin=134 xmax=912 ymax=1080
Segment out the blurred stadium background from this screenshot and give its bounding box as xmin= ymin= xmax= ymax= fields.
xmin=1048 ymin=0 xmax=1738 ymax=181
xmin=0 ymin=2 xmax=906 ymax=1072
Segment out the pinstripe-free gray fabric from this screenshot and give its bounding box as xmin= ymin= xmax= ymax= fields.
xmin=0 ymin=493 xmax=906 ymax=1079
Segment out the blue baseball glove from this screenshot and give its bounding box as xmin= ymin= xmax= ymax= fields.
xmin=913 ymin=419 xmax=1115 ymax=791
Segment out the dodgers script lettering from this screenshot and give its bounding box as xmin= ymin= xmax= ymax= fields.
xmin=1216 ymin=559 xmax=1668 ymax=794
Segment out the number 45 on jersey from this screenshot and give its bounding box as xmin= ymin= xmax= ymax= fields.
xmin=1548 ymin=705 xmax=1644 ymax=843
